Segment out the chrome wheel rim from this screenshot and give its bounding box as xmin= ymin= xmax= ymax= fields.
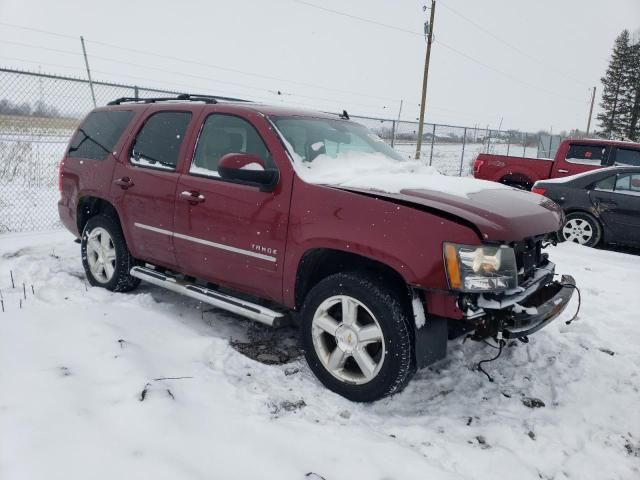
xmin=562 ymin=218 xmax=594 ymax=244
xmin=311 ymin=295 xmax=385 ymax=385
xmin=86 ymin=227 xmax=116 ymax=283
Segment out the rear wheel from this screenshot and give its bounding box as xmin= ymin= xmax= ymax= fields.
xmin=300 ymin=273 xmax=413 ymax=402
xmin=81 ymin=215 xmax=140 ymax=292
xmin=560 ymin=212 xmax=602 ymax=247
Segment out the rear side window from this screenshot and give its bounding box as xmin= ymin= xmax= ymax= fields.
xmin=68 ymin=110 xmax=134 ymax=161
xmin=615 ymin=173 xmax=640 ymax=196
xmin=615 ymin=148 xmax=640 ymax=167
xmin=593 ymin=174 xmax=616 ymax=191
xmin=565 ymin=144 xmax=608 ymax=165
xmin=131 ymin=112 xmax=192 ymax=171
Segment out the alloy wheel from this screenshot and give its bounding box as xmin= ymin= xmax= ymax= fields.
xmin=86 ymin=227 xmax=117 ymax=283
xmin=311 ymin=295 xmax=386 ymax=385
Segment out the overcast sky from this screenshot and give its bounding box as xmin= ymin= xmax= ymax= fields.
xmin=0 ymin=0 xmax=639 ymax=132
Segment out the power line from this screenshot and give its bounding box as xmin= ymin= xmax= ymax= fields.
xmin=0 ymin=20 xmax=400 ymax=102
xmin=293 ymin=0 xmax=423 ymax=36
xmin=435 ymin=40 xmax=586 ymax=104
xmin=0 ymin=39 xmax=395 ymax=113
xmin=292 ymin=0 xmax=588 ymax=104
xmin=437 ymin=1 xmax=591 ymax=87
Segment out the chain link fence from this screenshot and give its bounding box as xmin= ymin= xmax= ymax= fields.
xmin=0 ymin=67 xmax=560 ymax=233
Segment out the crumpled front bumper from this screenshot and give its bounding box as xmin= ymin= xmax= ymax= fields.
xmin=501 ymin=274 xmax=576 ymax=338
xmin=471 ymin=263 xmax=576 ymax=339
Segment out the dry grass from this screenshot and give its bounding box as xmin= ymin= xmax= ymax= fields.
xmin=0 ymin=114 xmax=80 ymax=131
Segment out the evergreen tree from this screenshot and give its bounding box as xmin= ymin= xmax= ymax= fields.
xmin=597 ymin=30 xmax=631 ymax=138
xmin=620 ymin=40 xmax=640 ymax=141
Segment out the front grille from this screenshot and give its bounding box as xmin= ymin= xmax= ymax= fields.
xmin=514 ymin=238 xmax=544 ymax=283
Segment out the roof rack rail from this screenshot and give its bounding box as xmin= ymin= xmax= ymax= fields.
xmin=107 ymin=94 xmax=218 ymax=106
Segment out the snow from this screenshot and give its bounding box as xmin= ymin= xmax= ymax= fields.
xmin=536 ymin=167 xmax=618 ymax=185
xmin=189 ymin=165 xmax=221 ymax=177
xmin=1 ymin=231 xmax=639 ymax=479
xmin=291 ymin=151 xmax=511 ymax=198
xmin=412 ymin=294 xmax=426 ymax=329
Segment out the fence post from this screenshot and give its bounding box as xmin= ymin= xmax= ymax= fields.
xmin=429 ymin=124 xmax=436 ymax=165
xmin=390 ymin=120 xmax=396 ymax=148
xmin=548 ymin=135 xmax=552 ymax=159
xmin=459 ymin=127 xmax=467 ymax=176
xmin=523 ymin=133 xmax=527 ymax=157
xmin=134 ymin=85 xmax=139 ymax=100
xmin=486 ymin=128 xmax=491 ymax=153
xmin=506 ymin=133 xmax=511 ymax=156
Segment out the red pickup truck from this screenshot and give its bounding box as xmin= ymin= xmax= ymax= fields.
xmin=473 ymin=138 xmax=640 ymax=189
xmin=59 ymin=95 xmax=575 ymax=402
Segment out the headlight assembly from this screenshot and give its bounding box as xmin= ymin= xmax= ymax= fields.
xmin=443 ymin=243 xmax=518 ymax=292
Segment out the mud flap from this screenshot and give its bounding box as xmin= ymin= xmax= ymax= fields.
xmin=414 ymin=316 xmax=448 ymax=369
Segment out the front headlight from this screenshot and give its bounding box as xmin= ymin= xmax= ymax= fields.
xmin=443 ymin=242 xmax=518 ymax=292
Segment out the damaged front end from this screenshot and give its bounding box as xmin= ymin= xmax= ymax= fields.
xmin=444 ymin=237 xmax=576 ymax=339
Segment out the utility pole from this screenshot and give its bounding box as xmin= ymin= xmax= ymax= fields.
xmin=586 ymin=86 xmax=596 ymax=136
xmin=80 ymin=36 xmax=97 ymax=107
xmin=415 ymin=0 xmax=436 ymax=160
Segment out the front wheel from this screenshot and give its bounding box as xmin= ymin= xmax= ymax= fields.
xmin=81 ymin=215 xmax=140 ymax=292
xmin=560 ymin=212 xmax=602 ymax=247
xmin=300 ymin=273 xmax=413 ymax=402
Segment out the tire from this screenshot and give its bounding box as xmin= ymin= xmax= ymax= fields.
xmin=81 ymin=215 xmax=140 ymax=292
xmin=560 ymin=212 xmax=602 ymax=247
xmin=300 ymin=272 xmax=413 ymax=402
xmin=503 ymin=180 xmax=531 ymax=191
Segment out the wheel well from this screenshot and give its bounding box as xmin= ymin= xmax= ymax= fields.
xmin=294 ymin=249 xmax=411 ymax=311
xmin=77 ymin=196 xmax=121 ymax=234
xmin=500 ymin=174 xmax=533 ymax=190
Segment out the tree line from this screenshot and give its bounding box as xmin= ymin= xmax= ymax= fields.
xmin=598 ymin=29 xmax=640 ymax=141
xmin=0 ymin=98 xmax=61 ymax=118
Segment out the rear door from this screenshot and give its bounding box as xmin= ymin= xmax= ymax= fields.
xmin=173 ymin=110 xmax=292 ymax=303
xmin=590 ymin=170 xmax=640 ymax=246
xmin=111 ymin=108 xmax=195 ymax=269
xmin=551 ymin=143 xmax=610 ymax=178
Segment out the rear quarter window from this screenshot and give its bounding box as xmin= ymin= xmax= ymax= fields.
xmin=565 ymin=144 xmax=608 ymax=165
xmin=615 ymin=148 xmax=640 ymax=167
xmin=68 ymin=110 xmax=134 ymax=161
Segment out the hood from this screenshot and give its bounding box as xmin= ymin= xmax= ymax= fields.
xmin=341 ymin=186 xmax=563 ymax=242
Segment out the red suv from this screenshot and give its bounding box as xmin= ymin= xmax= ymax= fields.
xmin=59 ymin=95 xmax=576 ymax=402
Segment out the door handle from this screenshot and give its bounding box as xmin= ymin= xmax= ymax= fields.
xmin=179 ymin=190 xmax=206 ymax=204
xmin=114 ymin=177 xmax=134 ymax=189
xmin=557 ymin=169 xmax=569 ymax=174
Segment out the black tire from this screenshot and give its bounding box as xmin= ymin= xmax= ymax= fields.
xmin=560 ymin=212 xmax=602 ymax=247
xmin=81 ymin=215 xmax=140 ymax=292
xmin=503 ymin=180 xmax=531 ymax=191
xmin=300 ymin=272 xmax=413 ymax=402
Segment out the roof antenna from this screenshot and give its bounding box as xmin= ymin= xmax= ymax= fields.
xmin=340 ymin=109 xmax=350 ymax=120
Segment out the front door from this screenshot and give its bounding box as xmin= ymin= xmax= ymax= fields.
xmin=590 ymin=170 xmax=640 ymax=246
xmin=173 ymin=112 xmax=291 ymax=303
xmin=111 ymin=109 xmax=195 ymax=269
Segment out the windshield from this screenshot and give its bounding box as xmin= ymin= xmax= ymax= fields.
xmin=270 ymin=115 xmax=508 ymax=198
xmin=271 ymin=117 xmax=405 ymax=163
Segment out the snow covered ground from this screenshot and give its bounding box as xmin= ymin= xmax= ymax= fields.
xmin=1 ymin=230 xmax=639 ymax=480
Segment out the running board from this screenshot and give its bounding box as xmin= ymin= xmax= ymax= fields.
xmin=130 ymin=266 xmax=288 ymax=328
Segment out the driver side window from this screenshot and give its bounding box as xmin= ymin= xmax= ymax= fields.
xmin=190 ymin=114 xmax=273 ymax=177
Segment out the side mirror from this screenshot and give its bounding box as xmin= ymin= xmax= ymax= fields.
xmin=217 ymin=153 xmax=279 ymax=191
